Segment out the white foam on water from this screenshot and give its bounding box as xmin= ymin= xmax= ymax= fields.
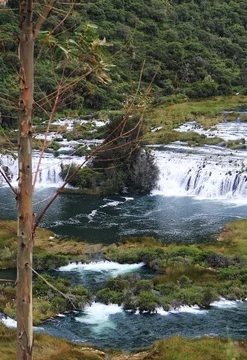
xmin=0 ymin=316 xmax=43 ymax=331
xmin=156 ymin=307 xmax=170 ymax=316
xmin=175 ymin=120 xmax=247 ymax=142
xmin=76 ymin=302 xmax=123 ymax=324
xmin=87 ymin=209 xmax=98 ymax=222
xmin=100 ymin=201 xmax=123 ymax=208
xmin=75 ymin=303 xmax=207 ymax=326
xmin=130 ymin=305 xmax=208 ymax=316
xmin=93 ymin=120 xmax=105 ymax=127
xmin=156 ymin=305 xmax=207 ymax=316
xmin=58 ymin=261 xmax=145 ymax=276
xmin=170 ymin=305 xmax=208 ymax=315
xmin=0 ymin=152 xmax=85 ymax=188
xmin=1 ymin=316 xmax=17 ymax=328
xmin=210 ymin=298 xmax=242 ymax=308
xmin=3 ymin=119 xmax=247 ymax=203
xmin=75 ymin=302 xmax=123 ymax=333
xmin=51 ymin=118 xmax=88 ymax=131
xmin=155 ymin=143 xmax=247 ymax=202
xmin=34 ymin=132 xmax=63 ymax=141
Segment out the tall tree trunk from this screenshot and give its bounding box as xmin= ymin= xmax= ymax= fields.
xmin=17 ymin=0 xmax=34 ymax=358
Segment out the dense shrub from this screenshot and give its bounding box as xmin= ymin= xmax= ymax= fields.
xmin=126 ymin=149 xmax=159 ymax=194
xmin=96 ymin=288 xmax=123 ymax=305
xmin=60 ymin=115 xmax=159 ymax=195
xmin=33 ymin=274 xmax=92 ymax=312
xmin=3 ymin=0 xmax=247 ymax=125
xmin=136 ymin=291 xmax=160 ymax=313
xmin=206 ymin=253 xmax=231 ymax=268
xmin=33 ymin=253 xmax=69 ymax=270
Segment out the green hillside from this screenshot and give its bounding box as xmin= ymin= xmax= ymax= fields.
xmin=1 ymin=0 xmax=247 ymax=124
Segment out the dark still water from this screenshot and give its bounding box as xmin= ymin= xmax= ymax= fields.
xmin=1 ymin=186 xmax=247 ymax=350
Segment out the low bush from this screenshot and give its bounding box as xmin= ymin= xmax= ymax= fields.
xmin=33 ymin=253 xmax=69 ymax=270
xmin=206 ymin=253 xmax=231 ymax=268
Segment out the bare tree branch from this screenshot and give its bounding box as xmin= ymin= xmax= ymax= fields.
xmin=33 ymin=0 xmax=57 ymax=39
xmin=27 ymin=264 xmax=77 ymax=309
xmin=0 ymin=169 xmax=18 ymax=195
xmin=32 ymin=82 xmax=62 ymax=189
xmin=0 ymin=220 xmax=16 ymax=234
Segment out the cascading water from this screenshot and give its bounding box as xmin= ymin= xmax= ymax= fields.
xmin=155 ymin=143 xmax=247 ymax=200
xmin=0 ymin=154 xmax=17 ymax=184
xmin=2 ymin=144 xmax=247 ymax=201
xmin=153 ymin=118 xmax=247 ymax=201
xmin=2 ymin=119 xmax=247 ymax=201
xmin=0 ymin=151 xmax=85 ymax=187
xmin=176 ymin=118 xmax=247 ymax=141
xmin=2 ymin=144 xmax=247 ymax=200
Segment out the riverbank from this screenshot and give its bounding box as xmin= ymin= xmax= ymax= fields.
xmin=144 ymin=94 xmax=247 ymax=145
xmin=146 ymin=94 xmax=247 ymax=131
xmin=0 ymin=322 xmax=247 ymax=360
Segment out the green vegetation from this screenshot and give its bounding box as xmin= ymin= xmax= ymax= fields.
xmin=0 ymin=221 xmax=105 ymax=270
xmin=2 ymin=1 xmax=247 ymax=125
xmin=144 ymin=95 xmax=247 ymax=144
xmin=1 ymin=276 xmax=92 ymax=325
xmin=1 ymin=0 xmax=247 ymax=357
xmin=60 ymin=114 xmax=159 ymax=195
xmin=2 ymin=219 xmax=247 ymax=321
xmin=144 ymin=335 xmax=247 ymax=360
xmin=60 ymin=148 xmax=159 ymax=195
xmin=0 ymin=323 xmax=106 ymax=359
xmin=0 ymin=221 xmax=98 ymax=324
xmin=100 ymin=223 xmax=247 ymax=311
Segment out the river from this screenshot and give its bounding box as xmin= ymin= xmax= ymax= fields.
xmin=0 ymin=119 xmax=247 ymax=349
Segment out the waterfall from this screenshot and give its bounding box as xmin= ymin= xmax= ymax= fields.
xmin=0 ymin=152 xmax=85 ymax=187
xmin=155 ymin=143 xmax=247 ymax=200
xmin=0 ymin=155 xmax=18 ymax=185
xmin=2 ymin=144 xmax=247 ymax=200
xmin=2 ymin=118 xmax=247 ymax=200
xmin=153 ymin=119 xmax=247 ymax=200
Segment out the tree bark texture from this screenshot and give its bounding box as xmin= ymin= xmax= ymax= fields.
xmin=17 ymin=0 xmax=34 ymax=358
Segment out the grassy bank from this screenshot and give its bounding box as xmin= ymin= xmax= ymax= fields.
xmin=147 ymin=95 xmax=247 ymax=129
xmin=0 ymin=323 xmax=246 ymax=360
xmin=1 ymin=219 xmax=247 ymax=321
xmin=0 ymin=220 xmax=105 ymax=270
xmin=0 ymin=219 xmax=247 ymax=358
xmin=144 ymin=95 xmax=247 ymax=145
